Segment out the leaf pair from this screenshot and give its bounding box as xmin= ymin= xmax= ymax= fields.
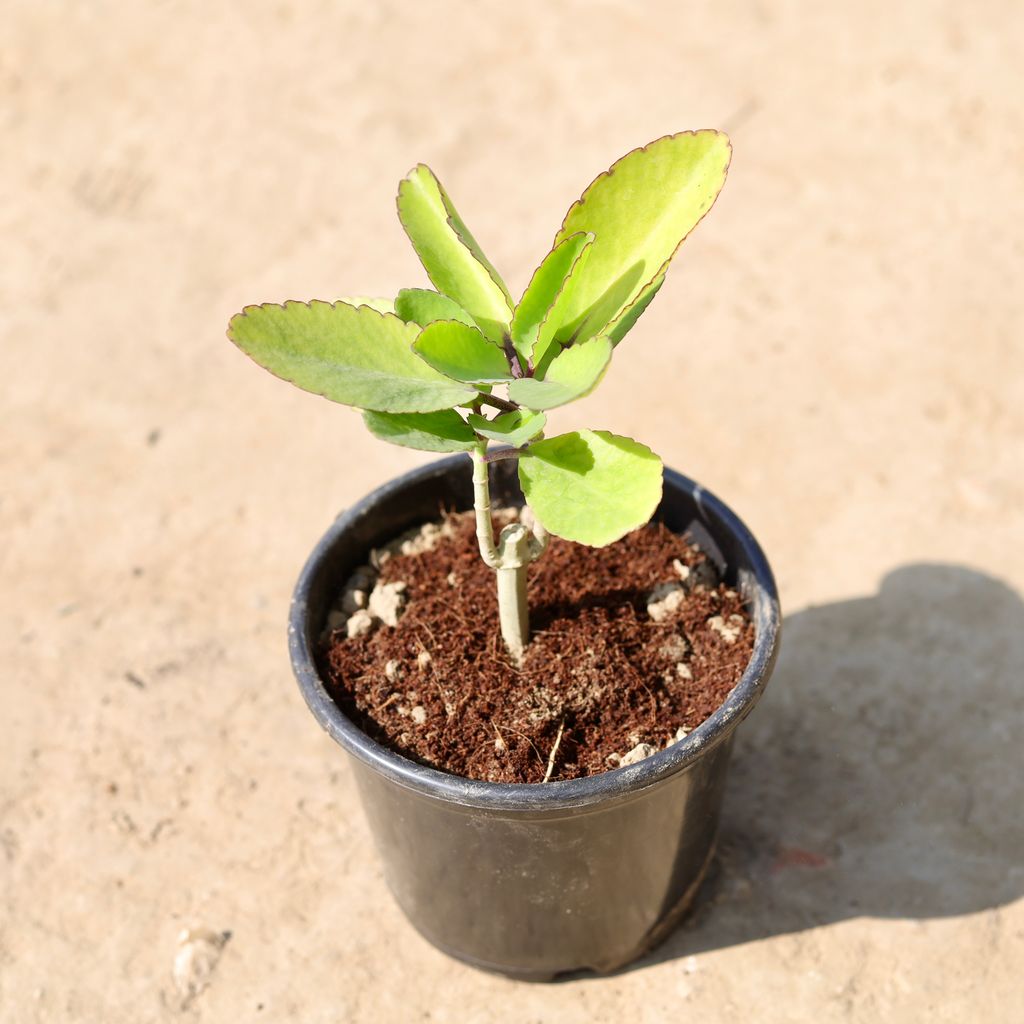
xmin=395 ymin=129 xmax=731 ymax=367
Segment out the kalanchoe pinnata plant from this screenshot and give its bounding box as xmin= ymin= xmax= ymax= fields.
xmin=228 ymin=130 xmax=731 ymax=660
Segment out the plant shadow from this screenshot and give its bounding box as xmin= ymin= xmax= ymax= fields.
xmin=622 ymin=563 xmax=1024 ymax=969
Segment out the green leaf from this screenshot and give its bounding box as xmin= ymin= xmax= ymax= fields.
xmin=363 ymin=409 xmax=477 ymax=452
xmin=550 ymin=130 xmax=731 ymax=344
xmin=227 ymin=300 xmax=474 ymax=413
xmin=339 ymin=296 xmax=395 ymax=315
xmin=507 ymin=336 xmax=611 ymax=410
xmin=467 ymin=409 xmax=547 ymax=447
xmin=397 ymin=164 xmax=514 ymax=345
xmin=519 ymin=430 xmax=663 ymax=546
xmin=606 ymin=274 xmax=664 ymax=346
xmin=394 ymin=288 xmax=476 ymax=329
xmin=509 ymin=232 xmax=593 ymax=365
xmin=413 ymin=320 xmax=512 ymax=384
xmin=530 ymin=238 xmax=596 ymax=371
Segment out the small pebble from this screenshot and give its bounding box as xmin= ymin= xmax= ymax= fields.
xmin=417 ymin=650 xmax=432 ymax=669
xmin=384 ymin=660 xmax=400 ymax=682
xmin=410 ymin=706 xmax=427 ymax=725
xmin=399 ymin=521 xmax=442 ymax=557
xmin=708 ymin=614 xmax=744 ymax=643
xmin=647 ymin=582 xmax=685 ymax=622
xmin=346 ymin=609 xmax=374 ymax=638
xmin=172 ymin=928 xmax=230 ymax=1007
xmin=660 ymin=633 xmax=690 ymax=662
xmin=620 ymin=742 xmax=658 ymax=766
xmin=672 ymin=559 xmax=691 ymax=581
xmin=368 ymin=581 xmax=407 ymax=627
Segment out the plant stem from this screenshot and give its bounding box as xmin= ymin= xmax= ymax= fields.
xmin=482 ymin=446 xmax=525 ymax=464
xmin=494 ymin=524 xmax=533 ymax=661
xmin=476 ymin=393 xmax=518 ymax=413
xmin=471 ymin=446 xmax=499 ymax=569
xmin=470 ymin=444 xmax=544 ymax=663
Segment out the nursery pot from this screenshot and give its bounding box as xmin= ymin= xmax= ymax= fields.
xmin=289 ymin=456 xmax=780 ymax=979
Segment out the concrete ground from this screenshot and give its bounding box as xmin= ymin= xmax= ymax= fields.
xmin=3 ymin=1 xmax=1022 ymax=1020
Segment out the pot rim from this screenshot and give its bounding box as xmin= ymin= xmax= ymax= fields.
xmin=288 ymin=456 xmax=781 ymax=813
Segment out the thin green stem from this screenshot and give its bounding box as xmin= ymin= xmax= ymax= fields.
xmin=469 ymin=443 xmax=543 ymax=663
xmin=470 ymin=445 xmax=499 ymax=569
xmin=476 ymin=392 xmax=519 ymax=413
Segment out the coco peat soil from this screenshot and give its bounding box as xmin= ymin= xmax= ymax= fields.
xmin=321 ymin=511 xmax=754 ymax=783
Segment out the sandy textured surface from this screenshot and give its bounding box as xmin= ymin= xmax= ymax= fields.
xmin=3 ymin=1 xmax=1023 ymax=1020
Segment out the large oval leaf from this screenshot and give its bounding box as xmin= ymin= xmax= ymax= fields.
xmin=507 ymin=336 xmax=611 ymax=410
xmin=363 ymin=409 xmax=477 ymax=452
xmin=550 ymin=131 xmax=731 ymax=344
xmin=227 ymin=300 xmax=474 ymax=412
xmin=397 ymin=165 xmax=514 ymax=345
xmin=413 ymin=320 xmax=512 ymax=384
xmin=519 ymin=430 xmax=663 ymax=546
xmin=394 ymin=288 xmax=476 ymax=329
xmin=509 ymin=232 xmax=593 ymax=366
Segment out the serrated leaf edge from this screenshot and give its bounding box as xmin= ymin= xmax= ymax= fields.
xmin=226 ymin=298 xmax=475 ymax=411
xmin=522 ymin=232 xmax=596 ymax=366
xmin=394 ymin=287 xmax=478 ymax=330
xmin=552 ymin=130 xmax=732 ymax=329
xmin=605 ymin=273 xmax=665 ymax=345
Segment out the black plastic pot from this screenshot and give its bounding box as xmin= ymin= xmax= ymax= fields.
xmin=289 ymin=456 xmax=780 ymax=979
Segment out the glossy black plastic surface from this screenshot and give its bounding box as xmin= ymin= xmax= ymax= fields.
xmin=288 ymin=457 xmax=780 ymax=978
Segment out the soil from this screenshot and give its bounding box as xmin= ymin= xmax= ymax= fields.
xmin=320 ymin=511 xmax=755 ymax=783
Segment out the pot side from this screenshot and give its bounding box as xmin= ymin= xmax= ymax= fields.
xmin=289 ymin=457 xmax=781 ymax=979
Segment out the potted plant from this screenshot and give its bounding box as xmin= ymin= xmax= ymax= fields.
xmin=228 ymin=130 xmax=781 ymax=978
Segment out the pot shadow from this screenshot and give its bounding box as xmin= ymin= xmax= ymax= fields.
xmin=631 ymin=562 xmax=1024 ymax=967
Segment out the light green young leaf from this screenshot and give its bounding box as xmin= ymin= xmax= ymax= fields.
xmin=339 ymin=296 xmax=395 ymax=315
xmin=606 ymin=274 xmax=664 ymax=346
xmin=550 ymin=130 xmax=731 ymax=344
xmin=530 ymin=240 xmax=595 ymax=371
xmin=519 ymin=430 xmax=663 ymax=546
xmin=395 ymin=289 xmax=476 ymax=329
xmin=507 ymin=336 xmax=611 ymax=410
xmin=413 ymin=320 xmax=512 ymax=384
xmin=509 ymin=233 xmax=593 ymax=365
xmin=467 ymin=409 xmax=547 ymax=447
xmin=227 ymin=300 xmax=474 ymax=413
xmin=363 ymin=409 xmax=477 ymax=452
xmin=397 ymin=165 xmax=514 ymax=345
